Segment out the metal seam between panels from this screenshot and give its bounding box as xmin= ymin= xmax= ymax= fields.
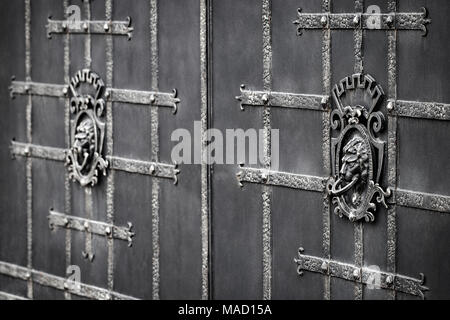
xmin=386 ymin=0 xmax=398 ymax=301
xmin=200 ymin=0 xmax=209 ymax=300
xmin=321 ymin=0 xmax=332 ymax=301
xmin=63 ymin=0 xmax=72 ymax=300
xmin=105 ymin=0 xmax=115 ymax=295
xmin=353 ymin=0 xmax=364 ymax=301
xmin=262 ymin=0 xmax=272 ymax=301
xmin=150 ymin=0 xmax=160 ymax=301
xmin=24 ymin=0 xmax=33 ymax=299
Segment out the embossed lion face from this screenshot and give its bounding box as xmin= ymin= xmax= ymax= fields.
xmin=73 ymin=117 xmax=95 ymax=171
xmin=340 ymin=136 xmax=369 ymax=185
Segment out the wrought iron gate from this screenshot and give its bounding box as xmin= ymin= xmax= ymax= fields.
xmin=0 ymin=0 xmax=449 ymax=300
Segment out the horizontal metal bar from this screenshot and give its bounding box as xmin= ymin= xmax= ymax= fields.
xmin=236 ymin=85 xmax=329 ymax=111
xmin=10 ymin=141 xmax=66 ymax=162
xmin=48 ymin=210 xmax=135 ymax=246
xmin=0 ymin=261 xmax=138 ymax=300
xmin=107 ymin=88 xmax=180 ymax=113
xmin=107 ymin=156 xmax=180 ymax=184
xmin=396 ymin=189 xmax=450 ymax=213
xmin=293 ymin=8 xmax=430 ymax=36
xmin=9 ymin=81 xmax=67 ymax=98
xmin=0 ymin=291 xmax=28 ymax=300
xmin=46 ymin=18 xmax=133 ymax=39
xmin=388 ymin=99 xmax=450 ymax=121
xmin=237 ymin=166 xmax=325 ymax=192
xmin=294 ymin=249 xmax=429 ymax=299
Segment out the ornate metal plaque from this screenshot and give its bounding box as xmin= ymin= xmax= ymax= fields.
xmin=326 ymin=73 xmax=391 ymax=222
xmin=66 ymin=69 xmax=108 ymax=187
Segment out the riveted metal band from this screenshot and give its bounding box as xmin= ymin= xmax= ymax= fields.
xmin=11 ymin=141 xmax=66 ymax=161
xmin=294 ymin=250 xmax=428 ymax=299
xmin=0 ymin=291 xmax=29 ymax=300
xmin=9 ymin=81 xmax=66 ymax=98
xmin=396 ymin=189 xmax=450 ymax=214
xmin=388 ymin=99 xmax=450 ymax=121
xmin=237 ymin=87 xmax=329 ymax=111
xmin=0 ymin=261 xmax=138 ymax=300
xmin=237 ymin=166 xmax=325 ymax=192
xmin=46 ymin=18 xmax=134 ymax=40
xmin=293 ymin=8 xmax=431 ymax=36
xmin=107 ymin=88 xmax=180 ymax=113
xmin=48 ymin=210 xmax=135 ymax=246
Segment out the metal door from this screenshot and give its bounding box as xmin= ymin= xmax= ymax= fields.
xmin=0 ymin=0 xmax=449 ymax=300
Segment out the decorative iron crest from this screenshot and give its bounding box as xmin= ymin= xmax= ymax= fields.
xmin=66 ymin=69 xmax=108 ymax=187
xmin=326 ymin=73 xmax=391 ymax=222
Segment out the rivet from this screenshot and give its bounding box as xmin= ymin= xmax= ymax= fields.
xmin=149 ymin=164 xmax=156 ymax=174
xmin=353 ymin=15 xmax=360 ymax=26
xmin=84 ymin=222 xmax=89 ymax=230
xmin=24 ymin=85 xmax=30 ymax=93
xmin=64 ymin=282 xmax=69 ymax=289
xmin=25 ymin=272 xmax=31 ymax=280
xmin=24 ymin=146 xmax=30 ymax=156
xmin=262 ymin=93 xmax=269 ymax=104
xmin=321 ymin=96 xmax=328 ymax=109
xmin=386 ymin=275 xmax=394 ymax=285
xmin=321 ymin=261 xmax=328 ymax=272
xmin=387 ymin=101 xmax=394 ymax=111
xmin=150 ymin=94 xmax=156 ymax=103
xmin=63 ymin=218 xmax=70 ymax=227
xmin=353 ymin=269 xmax=360 ymax=279
xmin=261 ymin=171 xmax=268 ymax=182
xmin=320 ymin=16 xmax=327 ymax=26
xmin=104 ymin=23 xmax=109 ymax=31
xmin=386 ymin=15 xmax=394 ymax=26
xmin=105 ymin=90 xmax=110 ymax=98
xmin=62 ymin=22 xmax=67 ymax=30
xmin=83 ymin=22 xmax=88 ymax=31
xmin=105 ymin=226 xmax=111 ymax=235
xmin=62 ymin=86 xmax=68 ymax=95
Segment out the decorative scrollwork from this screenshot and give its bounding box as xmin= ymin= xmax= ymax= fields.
xmin=327 ymin=73 xmax=391 ymax=222
xmin=65 ymin=69 xmax=108 ymax=187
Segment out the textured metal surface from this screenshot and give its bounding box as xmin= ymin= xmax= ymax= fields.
xmin=396 ymin=189 xmax=450 ymax=214
xmin=48 ymin=210 xmax=135 ymax=246
xmin=237 ymin=86 xmax=328 ymax=111
xmin=389 ymin=99 xmax=450 ymax=121
xmin=46 ymin=17 xmax=134 ymax=40
xmin=0 ymin=261 xmax=138 ymax=300
xmin=294 ymin=248 xmax=428 ymax=299
xmin=237 ymin=166 xmax=325 ymax=192
xmin=293 ymin=8 xmax=431 ymax=36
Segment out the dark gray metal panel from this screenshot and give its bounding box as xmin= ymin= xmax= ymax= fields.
xmin=71 ymin=233 xmax=108 ymax=288
xmin=33 ymin=283 xmax=65 ymax=300
xmin=112 ymin=103 xmax=152 ymax=161
xmin=0 ymin=275 xmax=27 ymax=299
xmin=211 ymin=0 xmax=264 ymax=299
xmin=272 ymin=190 xmax=324 ymax=299
xmin=397 ymin=206 xmax=450 ymax=299
xmin=32 ymin=160 xmax=66 ymax=276
xmin=330 ymin=277 xmax=354 ymax=300
xmin=32 ymin=97 xmax=65 ymax=148
xmin=158 ymin=0 xmax=202 ymax=299
xmin=31 ymin=0 xmax=64 ymax=84
xmin=0 ymin=0 xmax=27 ymax=270
xmin=113 ymin=171 xmax=153 ymax=299
xmin=113 ymin=0 xmax=151 ymax=91
xmin=398 ymin=0 xmax=450 ymax=103
xmin=397 ymin=118 xmax=450 ymax=196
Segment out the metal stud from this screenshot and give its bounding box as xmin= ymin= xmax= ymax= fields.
xmin=24 ymin=146 xmax=30 ymax=156
xmin=149 ymin=164 xmax=156 ymax=175
xmin=387 ymin=101 xmax=394 ymax=112
xmin=321 ymin=96 xmax=328 ymax=109
xmin=353 ymin=269 xmax=360 ymax=280
xmin=62 ymin=86 xmax=68 ymax=95
xmin=83 ymin=22 xmax=88 ymax=31
xmin=386 ymin=15 xmax=394 ymax=26
xmin=262 ymin=93 xmax=269 ymax=104
xmin=149 ymin=94 xmax=156 ymax=104
xmin=386 ymin=275 xmax=394 ymax=285
xmin=105 ymin=226 xmax=111 ymax=236
xmin=353 ymin=15 xmax=360 ymax=26
xmin=84 ymin=221 xmax=89 ymax=231
xmin=320 ymin=16 xmax=327 ymax=26
xmin=62 ymin=22 xmax=67 ymax=31
xmin=104 ymin=22 xmax=110 ymax=32
xmin=321 ymin=261 xmax=328 ymax=273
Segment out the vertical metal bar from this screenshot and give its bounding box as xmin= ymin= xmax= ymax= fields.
xmin=83 ymin=0 xmax=91 ymax=69
xmin=24 ymin=0 xmax=33 ymax=299
xmin=386 ymin=0 xmax=398 ymax=301
xmin=63 ymin=0 xmax=72 ymax=300
xmin=321 ymin=0 xmax=332 ymax=301
xmin=84 ymin=187 xmax=93 ymax=260
xmin=353 ymin=0 xmax=364 ymax=301
xmin=200 ymin=0 xmax=209 ymax=300
xmin=261 ymin=0 xmax=272 ymax=300
xmin=105 ymin=0 xmax=115 ymax=296
xmin=150 ymin=0 xmax=160 ymax=300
